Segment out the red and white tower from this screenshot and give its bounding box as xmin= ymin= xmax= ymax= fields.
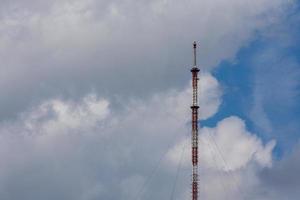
xmin=191 ymin=41 xmax=199 ymax=200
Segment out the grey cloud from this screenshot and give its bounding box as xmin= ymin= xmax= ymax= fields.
xmin=0 ymin=0 xmax=290 ymax=120
xmin=251 ymin=52 xmax=300 ymax=133
xmin=254 ymin=143 xmax=300 ymax=199
xmin=0 ymin=0 xmax=298 ymax=199
xmin=248 ymin=7 xmax=300 ymax=146
xmin=0 ymin=85 xmax=194 ymax=200
xmin=0 ymin=84 xmax=282 ymax=200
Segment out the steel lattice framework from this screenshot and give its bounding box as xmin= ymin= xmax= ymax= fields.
xmin=190 ymin=41 xmax=199 ymax=200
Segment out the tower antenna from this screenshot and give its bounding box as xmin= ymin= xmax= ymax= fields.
xmin=190 ymin=41 xmax=200 ymax=200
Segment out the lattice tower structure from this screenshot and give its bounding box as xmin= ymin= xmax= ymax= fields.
xmin=190 ymin=41 xmax=199 ymax=200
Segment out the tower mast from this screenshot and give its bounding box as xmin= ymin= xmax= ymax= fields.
xmin=191 ymin=41 xmax=199 ymax=200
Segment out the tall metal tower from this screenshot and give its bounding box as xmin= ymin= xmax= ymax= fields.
xmin=191 ymin=41 xmax=199 ymax=200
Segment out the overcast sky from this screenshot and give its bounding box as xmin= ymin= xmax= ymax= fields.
xmin=0 ymin=0 xmax=300 ymax=199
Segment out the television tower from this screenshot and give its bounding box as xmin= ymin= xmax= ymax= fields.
xmin=191 ymin=41 xmax=199 ymax=200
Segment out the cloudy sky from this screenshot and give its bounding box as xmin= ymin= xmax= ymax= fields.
xmin=0 ymin=0 xmax=300 ymax=199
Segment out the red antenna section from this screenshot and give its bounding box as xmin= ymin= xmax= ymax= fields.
xmin=190 ymin=41 xmax=199 ymax=200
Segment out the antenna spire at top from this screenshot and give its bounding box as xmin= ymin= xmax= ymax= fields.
xmin=193 ymin=41 xmax=197 ymax=67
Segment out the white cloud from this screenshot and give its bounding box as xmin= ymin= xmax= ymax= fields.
xmin=206 ymin=116 xmax=275 ymax=170
xmin=167 ymin=116 xmax=276 ymax=200
xmin=199 ymin=73 xmax=222 ymax=120
xmin=168 ymin=116 xmax=275 ymax=170
xmin=23 ymin=95 xmax=110 ymax=135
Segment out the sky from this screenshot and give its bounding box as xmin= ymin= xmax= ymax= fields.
xmin=0 ymin=0 xmax=300 ymax=199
